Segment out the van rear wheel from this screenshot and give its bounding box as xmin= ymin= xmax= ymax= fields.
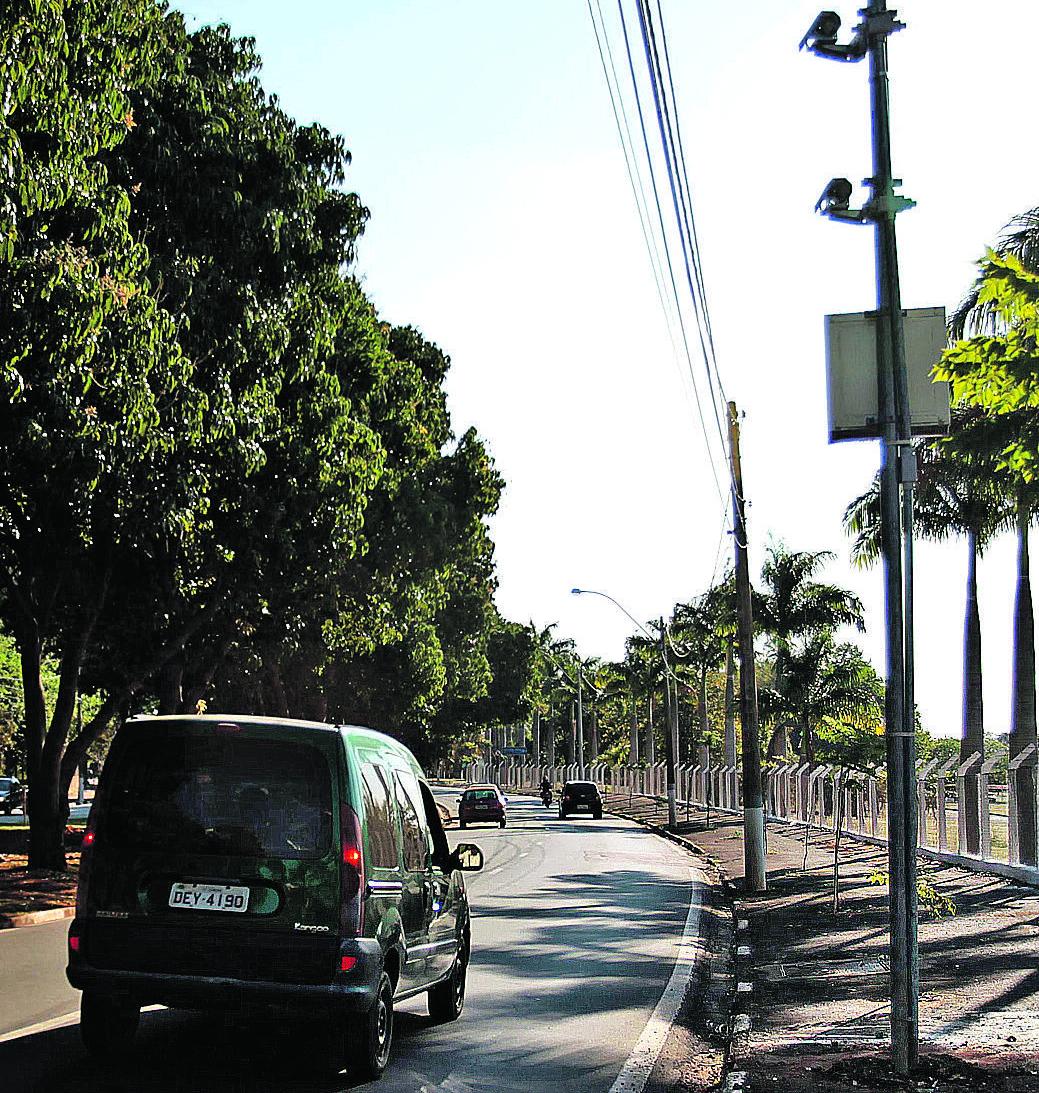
xmin=80 ymin=991 xmax=140 ymax=1057
xmin=429 ymin=931 xmax=469 ymax=1023
xmin=345 ymin=970 xmax=394 ymax=1080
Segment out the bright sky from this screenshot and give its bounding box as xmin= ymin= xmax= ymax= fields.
xmin=176 ymin=0 xmax=1039 ymax=739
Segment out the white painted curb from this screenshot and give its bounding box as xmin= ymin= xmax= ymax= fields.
xmin=608 ymin=866 xmax=705 ymax=1093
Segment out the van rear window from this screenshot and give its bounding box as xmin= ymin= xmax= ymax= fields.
xmin=103 ymin=733 xmax=333 ymax=860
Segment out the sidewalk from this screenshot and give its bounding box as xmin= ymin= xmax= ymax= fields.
xmin=604 ymin=789 xmax=1039 ymax=1092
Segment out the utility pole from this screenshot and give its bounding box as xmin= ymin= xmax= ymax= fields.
xmin=728 ymin=402 xmax=766 ymax=893
xmin=629 ymin=689 xmax=639 ymax=764
xmin=801 ymin=2 xmax=919 ymax=1071
xmin=576 ymin=659 xmax=585 ymax=771
xmin=658 ymin=618 xmax=678 ymax=829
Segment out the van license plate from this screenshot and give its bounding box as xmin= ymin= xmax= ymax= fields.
xmin=169 ymin=883 xmax=249 ymax=913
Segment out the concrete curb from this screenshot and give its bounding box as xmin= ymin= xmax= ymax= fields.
xmin=0 ymin=905 xmax=75 ymax=929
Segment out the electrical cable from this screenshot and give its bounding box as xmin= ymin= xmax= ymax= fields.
xmin=634 ymin=0 xmax=735 ymax=493
xmin=614 ymin=0 xmax=732 ymax=499
xmin=651 ymin=0 xmax=723 ymax=395
xmin=586 ymin=1 xmax=744 ymax=613
xmin=586 ymin=0 xmax=702 ymax=445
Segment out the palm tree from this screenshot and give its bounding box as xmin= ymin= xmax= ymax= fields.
xmin=950 ymin=221 xmax=1039 ymax=864
xmin=844 ymin=416 xmax=1009 ymax=854
xmin=757 ymin=633 xmax=884 ymax=762
xmin=625 ymin=635 xmax=665 ymax=764
xmin=756 ymin=544 xmax=865 ymax=759
xmin=949 ymin=207 xmax=1039 ymax=338
xmin=669 ymin=590 xmax=727 ymax=760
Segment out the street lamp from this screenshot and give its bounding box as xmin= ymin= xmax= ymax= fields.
xmin=801 ymin=2 xmax=919 ymax=1073
xmin=571 ymin=588 xmax=678 ymax=829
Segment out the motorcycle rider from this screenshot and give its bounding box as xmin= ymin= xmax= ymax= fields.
xmin=539 ymin=776 xmax=552 ymax=805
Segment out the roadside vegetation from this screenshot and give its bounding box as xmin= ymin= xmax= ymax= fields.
xmin=2 ymin=1 xmax=1036 ymax=885
xmin=0 ymin=2 xmax=536 ymax=870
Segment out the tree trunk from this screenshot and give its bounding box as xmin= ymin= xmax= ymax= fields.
xmin=961 ymin=529 xmax=985 ymax=856
xmin=1011 ymin=500 xmax=1038 ymax=865
xmin=589 ymin=708 xmax=598 ymax=762
xmin=832 ymin=769 xmax=846 ymax=914
xmin=647 ymin=694 xmax=655 ymax=764
xmin=724 ymin=641 xmax=737 ymax=765
xmin=698 ymin=666 xmax=709 ymax=746
xmin=629 ymin=690 xmax=639 ymax=764
xmin=267 ymin=660 xmax=290 ymax=718
xmin=157 ymin=661 xmax=184 ymax=715
xmin=22 ymin=631 xmax=80 ymax=871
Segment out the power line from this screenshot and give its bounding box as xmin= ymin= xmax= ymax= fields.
xmin=634 ymin=0 xmax=733 ymax=480
xmin=587 ymin=0 xmax=729 ymax=508
xmin=613 ymin=0 xmax=733 ymax=494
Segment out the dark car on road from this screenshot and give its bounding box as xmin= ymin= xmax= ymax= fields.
xmin=66 ymin=715 xmax=484 ymax=1080
xmin=558 ymin=781 xmax=603 ymax=820
xmin=0 ymin=776 xmax=24 ymax=814
xmin=457 ymin=785 xmax=507 ymax=829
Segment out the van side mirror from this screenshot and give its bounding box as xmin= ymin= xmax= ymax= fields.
xmin=451 ymin=843 xmax=484 ymax=872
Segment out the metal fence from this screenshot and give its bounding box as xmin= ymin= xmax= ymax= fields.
xmin=444 ymin=753 xmax=1039 ymax=886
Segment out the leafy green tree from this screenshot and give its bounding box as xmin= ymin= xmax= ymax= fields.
xmin=0 ymin=1 xmax=205 ymax=868
xmin=814 ymin=712 xmax=886 ymax=912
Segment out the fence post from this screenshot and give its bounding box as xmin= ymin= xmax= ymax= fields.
xmin=809 ymin=765 xmax=830 ymax=831
xmin=978 ymin=753 xmax=1000 ymax=861
xmin=1008 ymin=743 xmax=1037 ymax=865
xmin=916 ymin=758 xmax=939 ymax=849
xmin=957 ymin=752 xmax=983 ymax=857
xmin=934 ymin=756 xmax=957 ymax=851
xmin=794 ymin=763 xmax=811 ymax=821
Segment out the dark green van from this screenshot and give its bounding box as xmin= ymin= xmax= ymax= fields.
xmin=66 ymin=715 xmax=483 ymax=1079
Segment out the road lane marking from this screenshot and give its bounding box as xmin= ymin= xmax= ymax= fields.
xmin=608 ymin=866 xmax=705 ymax=1093
xmin=0 ymin=1011 xmax=80 ymax=1043
xmin=0 ymin=1004 xmax=163 ymax=1045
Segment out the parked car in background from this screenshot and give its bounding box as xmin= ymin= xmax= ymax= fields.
xmin=0 ymin=777 xmax=24 ymax=814
xmin=66 ymin=715 xmax=484 ymax=1080
xmin=558 ymin=781 xmax=603 ymax=820
xmin=457 ymin=785 xmax=507 ymax=829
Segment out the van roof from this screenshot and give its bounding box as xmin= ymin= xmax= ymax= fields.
xmin=123 ymin=716 xmax=423 ymax=768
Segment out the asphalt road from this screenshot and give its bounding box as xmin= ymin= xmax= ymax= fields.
xmin=0 ymin=790 xmax=705 ymax=1092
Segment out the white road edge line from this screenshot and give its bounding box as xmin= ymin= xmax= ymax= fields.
xmin=0 ymin=1004 xmax=163 ymax=1045
xmin=608 ymin=866 xmax=705 ymax=1093
xmin=0 ymin=1011 xmax=80 ymax=1044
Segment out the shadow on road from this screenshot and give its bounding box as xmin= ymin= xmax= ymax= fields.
xmin=2 ymin=801 xmax=698 ymax=1092
xmin=0 ymin=1006 xmax=449 ymax=1093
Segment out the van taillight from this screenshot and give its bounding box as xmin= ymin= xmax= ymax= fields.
xmin=75 ymin=814 xmax=97 ymax=915
xmin=340 ymin=804 xmax=365 ymax=936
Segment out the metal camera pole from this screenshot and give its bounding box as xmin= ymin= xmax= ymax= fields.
xmin=802 ymin=2 xmax=919 ymax=1069
xmin=867 ymin=2 xmax=919 ymax=1070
